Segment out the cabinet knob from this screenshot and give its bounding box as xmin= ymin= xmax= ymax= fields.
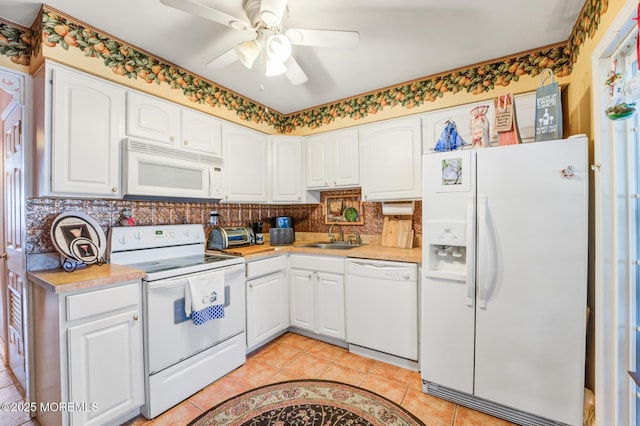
xmin=184 ymin=139 xmax=189 ymax=146
xmin=170 ymin=136 xmax=175 ymax=142
xmin=133 ymin=314 xmax=139 ymax=321
xmin=325 ymin=182 xmax=328 ymax=186
xmin=249 ymin=283 xmax=254 ymax=289
xmin=111 ymin=186 xmax=118 ymax=193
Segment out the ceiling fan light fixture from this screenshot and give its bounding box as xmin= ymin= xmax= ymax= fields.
xmin=266 ymin=34 xmax=292 ymax=63
xmin=234 ymin=40 xmax=261 ymax=69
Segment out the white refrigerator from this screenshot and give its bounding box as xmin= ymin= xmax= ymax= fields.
xmin=421 ymin=137 xmax=587 ymax=426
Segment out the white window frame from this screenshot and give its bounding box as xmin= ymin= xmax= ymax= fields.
xmin=592 ymin=1 xmax=640 ymax=425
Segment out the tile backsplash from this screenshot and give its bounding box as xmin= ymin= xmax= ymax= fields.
xmin=25 ymin=189 xmax=422 ymax=255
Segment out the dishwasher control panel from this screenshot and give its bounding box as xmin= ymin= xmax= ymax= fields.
xmin=345 ymin=259 xmax=417 ymax=281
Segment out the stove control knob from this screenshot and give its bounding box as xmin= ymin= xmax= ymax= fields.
xmin=118 ymin=236 xmax=126 ymax=245
xmin=183 ymin=230 xmax=189 ymax=237
xmin=134 ymin=232 xmax=142 ymax=240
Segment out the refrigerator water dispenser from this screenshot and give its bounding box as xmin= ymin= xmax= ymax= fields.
xmin=425 ymin=221 xmax=467 ymax=281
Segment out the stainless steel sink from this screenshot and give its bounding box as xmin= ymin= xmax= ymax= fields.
xmin=299 ymin=241 xmax=365 ymax=250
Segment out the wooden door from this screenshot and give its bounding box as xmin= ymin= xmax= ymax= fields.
xmin=3 ymin=103 xmax=26 ymax=393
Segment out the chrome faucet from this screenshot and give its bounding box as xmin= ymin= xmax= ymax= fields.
xmin=348 ymin=231 xmax=361 ymax=245
xmin=328 ymin=224 xmax=343 ymax=242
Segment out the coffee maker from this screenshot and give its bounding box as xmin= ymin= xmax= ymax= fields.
xmin=269 ymin=216 xmax=295 ymax=245
xmin=249 ymin=222 xmax=264 ymax=245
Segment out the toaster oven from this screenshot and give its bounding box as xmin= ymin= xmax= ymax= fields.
xmin=207 ymin=227 xmax=255 ymax=251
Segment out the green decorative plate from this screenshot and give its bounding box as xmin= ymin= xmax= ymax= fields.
xmin=344 ymin=207 xmax=359 ymax=222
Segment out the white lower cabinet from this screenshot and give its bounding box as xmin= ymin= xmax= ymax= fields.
xmin=246 ymin=255 xmax=289 ymax=351
xmin=31 ymin=279 xmax=144 ymax=426
xmin=289 ymin=254 xmax=345 ymax=340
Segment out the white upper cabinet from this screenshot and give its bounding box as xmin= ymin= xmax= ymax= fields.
xmin=47 ymin=64 xmax=125 ymax=198
xmin=126 ymin=91 xmax=180 ymax=145
xmin=271 ymin=136 xmax=304 ymax=203
xmin=222 ymin=124 xmax=268 ymax=203
xmin=359 ymin=116 xmax=422 ymax=201
xmin=306 ymin=128 xmax=359 ymax=189
xmin=181 ymin=109 xmax=223 ymax=155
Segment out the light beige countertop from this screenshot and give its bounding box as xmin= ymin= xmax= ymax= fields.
xmin=28 ymin=264 xmax=146 ymax=294
xmin=213 ymin=239 xmax=422 ymax=263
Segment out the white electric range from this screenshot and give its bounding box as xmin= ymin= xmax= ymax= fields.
xmin=108 ymin=224 xmax=246 ymax=419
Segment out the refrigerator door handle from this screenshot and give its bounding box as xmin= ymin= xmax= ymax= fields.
xmin=465 ymin=194 xmax=476 ymax=307
xmin=477 ymin=195 xmax=488 ymax=309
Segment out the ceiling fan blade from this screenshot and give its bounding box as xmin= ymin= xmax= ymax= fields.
xmin=284 ymin=56 xmax=308 ymax=85
xmin=160 ymin=0 xmax=252 ymax=30
xmin=260 ymin=0 xmax=288 ymax=26
xmin=206 ymin=47 xmax=239 ymax=69
xmin=285 ymin=29 xmax=359 ymax=49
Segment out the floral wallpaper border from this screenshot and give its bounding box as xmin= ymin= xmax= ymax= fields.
xmin=0 ymin=0 xmax=609 ymax=133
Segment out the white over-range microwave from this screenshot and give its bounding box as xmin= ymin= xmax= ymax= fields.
xmin=122 ymin=138 xmax=223 ymax=200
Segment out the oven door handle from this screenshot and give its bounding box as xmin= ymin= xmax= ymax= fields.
xmin=146 ymin=263 xmax=244 ymax=292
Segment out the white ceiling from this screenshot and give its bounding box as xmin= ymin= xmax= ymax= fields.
xmin=1 ymin=0 xmax=586 ymax=114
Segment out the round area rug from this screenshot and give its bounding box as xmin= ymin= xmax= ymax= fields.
xmin=188 ymin=379 xmax=425 ymax=426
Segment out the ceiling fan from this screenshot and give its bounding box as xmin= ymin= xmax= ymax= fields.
xmin=160 ymin=0 xmax=359 ymax=85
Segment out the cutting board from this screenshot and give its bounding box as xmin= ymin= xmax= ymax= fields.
xmin=222 ymin=246 xmax=276 ymax=256
xmin=381 ymin=216 xmax=414 ymax=248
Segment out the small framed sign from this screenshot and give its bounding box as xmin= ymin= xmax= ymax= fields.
xmin=324 ymin=195 xmax=363 ymax=225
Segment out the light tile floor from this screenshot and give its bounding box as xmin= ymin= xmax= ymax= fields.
xmin=0 ymin=357 xmax=39 ymax=426
xmin=123 ymin=332 xmax=515 ymax=426
xmin=0 ymin=333 xmax=515 ymax=425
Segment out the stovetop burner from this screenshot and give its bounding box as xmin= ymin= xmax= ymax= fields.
xmin=128 ymin=254 xmax=240 ymax=275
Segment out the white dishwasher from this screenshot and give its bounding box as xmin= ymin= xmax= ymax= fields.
xmin=345 ymin=258 xmax=418 ymax=364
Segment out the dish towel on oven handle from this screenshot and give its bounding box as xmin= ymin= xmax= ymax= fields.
xmin=184 ymin=272 xmax=226 ymax=325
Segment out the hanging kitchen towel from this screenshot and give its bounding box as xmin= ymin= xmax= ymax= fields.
xmin=534 ymin=68 xmax=563 ymax=141
xmin=184 ymin=272 xmax=226 ymax=325
xmin=435 ymin=120 xmax=467 ymax=152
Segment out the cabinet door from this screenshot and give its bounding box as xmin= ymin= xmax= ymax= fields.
xmin=271 ymin=136 xmax=303 ymax=203
xmin=360 ymin=117 xmax=422 ymax=201
xmin=67 ymin=309 xmax=143 ymax=426
xmin=246 ymin=271 xmax=289 ymax=349
xmin=222 ymin=124 xmax=268 ymax=202
xmin=126 ymin=91 xmax=180 ymax=144
xmin=289 ymin=269 xmax=315 ymax=331
xmin=332 ymin=128 xmax=359 ymax=187
xmin=306 ymin=134 xmax=332 ymax=189
xmin=51 ymin=67 xmax=124 ymax=197
xmin=181 ymin=109 xmax=222 ymax=155
xmin=316 ymin=272 xmax=345 ymax=339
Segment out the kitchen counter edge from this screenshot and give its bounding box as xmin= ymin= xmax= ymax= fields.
xmin=215 ymin=242 xmax=422 ymax=263
xmin=28 ymin=263 xmax=146 ymax=294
